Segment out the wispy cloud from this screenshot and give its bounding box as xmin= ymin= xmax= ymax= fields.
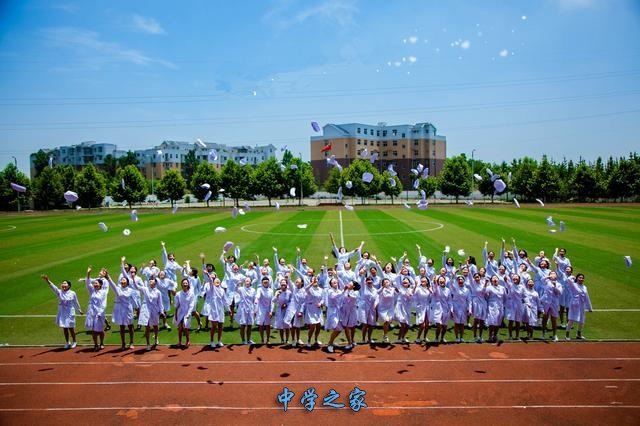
xmin=131 ymin=14 xmax=166 ymax=35
xmin=556 ymin=0 xmax=597 ymax=10
xmin=41 ymin=27 xmax=175 ymax=68
xmin=51 ymin=3 xmax=78 ymax=13
xmin=264 ymin=0 xmax=358 ymax=29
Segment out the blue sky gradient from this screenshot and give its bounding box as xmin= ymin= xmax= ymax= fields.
xmin=1 ymin=0 xmax=639 ymax=174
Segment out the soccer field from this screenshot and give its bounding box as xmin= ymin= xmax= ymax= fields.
xmin=0 ymin=205 xmax=638 ymax=345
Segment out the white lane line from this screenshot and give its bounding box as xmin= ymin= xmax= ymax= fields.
xmin=0 ymin=357 xmax=638 ymax=367
xmin=1 ymin=378 xmax=639 ymax=386
xmin=339 ymin=210 xmax=344 ymax=247
xmin=1 ymin=405 xmax=639 ymax=412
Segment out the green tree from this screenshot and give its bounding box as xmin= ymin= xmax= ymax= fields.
xmin=0 ymin=163 xmax=31 ymax=211
xmin=112 ymin=165 xmax=148 ymax=208
xmin=190 ymin=162 xmax=220 ymax=207
xmin=31 ymin=150 xmax=51 ymax=177
xmin=324 ymin=167 xmax=343 ymax=194
xmin=117 ymin=151 xmax=139 ymax=168
xmin=608 ymin=157 xmax=640 ymax=201
xmin=253 ymin=158 xmax=286 ymax=206
xmin=56 ymin=165 xmax=76 ymax=192
xmin=156 ymin=169 xmax=186 ymax=207
xmin=417 ymin=176 xmax=437 ymax=199
xmin=510 ymin=157 xmax=538 ymax=201
xmin=33 ymin=167 xmax=64 ymax=210
xmin=438 ymin=155 xmax=471 ymax=203
xmin=102 ymin=154 xmax=118 ymax=178
xmin=381 ymin=171 xmax=403 ymax=204
xmin=285 ymin=157 xmax=318 ymax=205
xmin=281 ymin=149 xmax=294 ymax=166
xmin=339 ymin=159 xmax=381 ymax=203
xmin=182 ymin=149 xmax=199 ymax=183
xmin=75 ymin=163 xmax=106 ymax=208
xmin=476 ymin=161 xmax=500 ymax=201
xmin=534 ymin=155 xmax=560 ymax=202
xmin=572 ymin=162 xmax=597 ymax=201
xmin=220 ymin=160 xmax=253 ymax=206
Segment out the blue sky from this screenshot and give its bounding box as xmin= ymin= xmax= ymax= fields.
xmin=1 ymin=0 xmax=639 ymax=175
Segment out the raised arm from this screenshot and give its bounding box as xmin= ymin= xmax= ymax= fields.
xmin=85 ymin=266 xmax=94 ymax=293
xmin=482 ymin=241 xmax=489 ymax=266
xmin=41 ymin=275 xmax=61 ymax=299
xmin=161 ymin=241 xmax=169 ymax=268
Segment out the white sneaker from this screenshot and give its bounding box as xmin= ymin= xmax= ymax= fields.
xmin=565 ymin=336 xmax=571 ymax=341
xmin=415 ymin=338 xmax=422 ymax=344
xmin=577 ymin=334 xmax=586 ymax=340
xmin=344 ymin=344 xmax=352 ymax=350
xmin=315 ymin=340 xmax=322 ymax=346
xmin=70 ymin=342 xmax=77 ymax=349
xmin=424 ymin=337 xmax=430 ymax=343
xmin=63 ymin=343 xmax=70 ymax=349
xmin=297 ymin=340 xmax=304 ymax=346
xmin=217 ymin=342 xmax=224 ymax=348
xmin=402 ymin=338 xmax=410 ymax=344
xmin=248 ymin=340 xmax=255 ymax=345
xmin=327 ymin=345 xmax=334 ymax=353
xmin=306 ymin=342 xmax=312 ymax=348
xmin=552 ymin=335 xmax=558 ymax=342
xmin=460 ymin=338 xmax=465 ymax=343
xmin=455 ymin=338 xmax=461 ymax=343
xmin=352 ymin=341 xmax=357 ymax=347
xmin=292 ymin=341 xmax=297 ymax=347
xmin=146 ymin=345 xmax=152 ymax=351
xmin=370 ymin=338 xmax=376 ymax=344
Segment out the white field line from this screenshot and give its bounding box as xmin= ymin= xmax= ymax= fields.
xmin=0 ymin=357 xmax=639 ymax=367
xmin=339 ymin=210 xmax=344 ymax=247
xmin=1 ymin=405 xmax=639 ymax=412
xmin=1 ymin=378 xmax=639 ymax=386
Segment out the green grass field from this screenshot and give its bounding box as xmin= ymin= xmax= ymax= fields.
xmin=1 ymin=205 xmax=639 ymax=345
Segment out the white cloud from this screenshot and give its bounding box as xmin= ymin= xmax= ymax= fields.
xmin=557 ymin=0 xmax=596 ymax=10
xmin=131 ymin=14 xmax=166 ymax=35
xmin=41 ymin=27 xmax=175 ymax=68
xmin=264 ymin=0 xmax=358 ymax=29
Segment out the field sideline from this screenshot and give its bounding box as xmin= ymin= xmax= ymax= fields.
xmin=0 ymin=205 xmax=638 ymax=345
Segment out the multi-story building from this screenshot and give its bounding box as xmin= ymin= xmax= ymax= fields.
xmin=29 ymin=141 xmax=125 ymax=178
xmin=310 ymin=122 xmax=446 ymax=187
xmin=136 ymin=141 xmax=277 ymax=180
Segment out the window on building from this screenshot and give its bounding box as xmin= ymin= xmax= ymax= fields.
xmin=382 ymin=130 xmax=387 ymax=137
xmin=433 ymin=150 xmax=436 ymax=156
xmin=357 ymin=128 xmax=361 ymax=133
xmin=432 ymin=141 xmax=436 ymax=147
xmin=383 ymin=152 xmax=388 ymax=157
xmin=402 ymin=133 xmax=405 ymax=138
xmin=392 ymin=151 xmax=398 ymax=157
xmin=392 ymin=129 xmax=397 ymax=136
xmin=402 ymin=155 xmax=406 ymax=159
xmin=364 ymin=129 xmax=368 ymax=135
xmin=357 ymin=139 xmax=361 ymax=145
xmin=402 ymin=145 xmax=405 ymax=149
xmin=413 ymin=150 xmax=419 ymax=156
xmin=377 ymin=142 xmax=380 ymax=146
xmin=376 ymin=130 xmax=380 ymax=136
xmin=383 ymin=141 xmax=388 ymax=147
xmin=392 ymin=140 xmax=398 ymax=146
xmin=414 ymin=140 xmax=419 ymax=146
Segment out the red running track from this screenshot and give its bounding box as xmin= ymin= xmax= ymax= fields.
xmin=0 ymin=342 xmax=638 ymax=425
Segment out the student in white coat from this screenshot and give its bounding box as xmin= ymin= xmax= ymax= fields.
xmin=505 ymin=274 xmax=525 ymax=340
xmin=202 ymin=272 xmax=226 ymax=348
xmin=255 ymin=277 xmax=275 ymax=344
xmin=414 ymin=276 xmax=432 ymax=344
xmin=174 ymin=278 xmax=196 ymax=348
xmin=522 ymin=279 xmax=540 ymax=340
xmin=450 ymin=275 xmax=472 ymax=343
xmin=430 ymin=276 xmax=451 ymax=343
xmin=304 ymin=276 xmax=325 ymax=348
xmin=42 ymin=274 xmax=83 ymax=349
xmin=565 ymin=273 xmax=593 ymax=340
xmin=155 ymin=270 xmax=176 ymax=330
xmin=108 ymin=274 xmax=136 ymax=350
xmin=469 ymin=273 xmax=488 ymax=343
xmin=359 ymin=276 xmax=379 ymax=344
xmin=235 ymin=276 xmax=256 ymax=345
xmin=485 ymin=276 xmax=506 ymax=343
xmin=272 ymin=278 xmax=292 ymax=344
xmin=133 ymin=276 xmax=165 ymax=351
xmin=539 ymin=272 xmax=563 ymax=341
xmin=284 ymin=277 xmax=306 ymax=347
xmin=84 ymin=267 xmax=107 ymax=351
xmin=377 ymin=278 xmax=396 ymax=344
xmin=394 ymin=277 xmax=414 ymax=344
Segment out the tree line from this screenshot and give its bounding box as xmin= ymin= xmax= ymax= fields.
xmin=0 ymin=150 xmax=638 ymax=211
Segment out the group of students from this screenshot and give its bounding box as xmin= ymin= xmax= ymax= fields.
xmin=43 ymin=235 xmax=593 ymax=352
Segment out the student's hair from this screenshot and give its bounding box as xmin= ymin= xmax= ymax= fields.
xmin=150 ymin=259 xmax=157 ymax=266
xmin=262 ymin=277 xmax=270 ymax=283
xmin=384 ymin=262 xmax=396 ymax=274
xmin=62 ymin=280 xmax=72 ymax=288
xmin=467 ymin=256 xmax=476 ymax=265
xmin=181 ymin=278 xmax=190 ymax=287
xmin=353 ymin=281 xmax=361 ymax=291
xmin=206 ymin=263 xmax=215 ymax=271
xmin=519 ymin=249 xmax=528 ymax=258
xmin=446 ymin=257 xmax=454 ymax=265
xmin=559 ymin=247 xmax=567 ymax=253
xmin=575 ymin=273 xmax=585 ymax=280
xmin=191 ymin=268 xmax=198 ymax=277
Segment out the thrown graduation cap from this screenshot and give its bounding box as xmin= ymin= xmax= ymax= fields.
xmin=360 ymin=148 xmax=369 ymax=159
xmin=201 ymin=183 xmax=211 ymax=190
xmin=48 ymin=156 xmax=53 ymax=168
xmin=231 ymin=207 xmax=238 ymax=218
xmin=239 ymin=158 xmax=248 ymax=166
xmin=486 ymin=168 xmax=494 ymax=178
xmin=444 ymin=246 xmax=450 ymax=254
xmin=234 ymin=246 xmax=241 ymax=259
xmin=98 ymin=222 xmax=108 ymax=232
xmin=417 ymin=200 xmax=428 ymax=210
xmin=362 ymin=172 xmax=374 ymax=183
xmin=546 ymin=216 xmax=555 ymax=226
xmin=387 ymin=178 xmax=396 ymax=187
xmin=344 ymin=204 xmax=354 ymax=211
xmin=311 ymin=121 xmax=321 ymax=132
xmin=346 ymin=180 xmax=353 ymax=189
xmin=625 ymin=255 xmax=633 ymax=268
xmin=457 ymin=249 xmax=466 ymax=257
xmin=369 ymin=152 xmax=378 ymax=163
xmin=122 ymin=228 xmax=131 ymax=236
xmin=337 ymin=186 xmax=343 ymax=201
xmin=474 ymin=173 xmax=483 ymax=181
xmin=297 ymin=224 xmax=308 ymax=229
xmin=410 ymin=168 xmax=419 ymax=176
xmin=208 ymin=149 xmax=218 ymax=162
xmin=403 ymin=203 xmax=411 ymax=209
xmin=420 ymin=189 xmax=426 ymax=200
xmin=196 ymin=138 xmax=207 ymax=149
xmin=417 ymin=164 xmax=424 ymax=173
xmin=289 ymin=187 xmax=296 ymax=197
xmin=549 ymin=229 xmax=557 ymax=233
xmin=387 ymin=164 xmax=397 ymax=176
xmin=280 ymin=163 xmax=287 ymax=172
xmin=243 ymin=202 xmax=250 ymax=211
xmin=493 ymin=179 xmax=507 ymax=193
xmin=422 ymin=167 xmax=429 ymax=178
xmin=223 ymin=241 xmax=234 ymax=252
xmin=121 ymin=178 xmax=125 ymax=190
xmin=535 ymin=198 xmax=545 ymax=207
xmin=275 ymin=202 xmax=280 ymax=210
xmin=172 ymin=205 xmax=179 ymax=214
xmin=507 ymin=171 xmax=512 ymax=182
xmin=238 ymin=208 xmax=246 ymax=216
xmin=413 ymin=179 xmax=420 ymax=189
xmin=204 ymin=191 xmax=212 ymax=202
xmin=290 ymin=164 xmax=298 ymax=170
xmin=559 ymin=221 xmax=566 ymax=232
xmin=64 ymin=190 xmax=78 ymax=202
xmin=218 ymin=188 xmax=225 ymax=193
xmin=76 ymin=205 xmax=82 ymax=210
xmin=513 ymin=198 xmax=521 ymax=208
xmin=131 ymin=209 xmax=138 ymax=222
xmin=156 ymin=150 xmax=163 ymax=156
xmin=215 ymin=226 xmax=226 ymax=233
xmin=464 ymin=200 xmax=474 ymax=206
xmin=10 ymin=182 xmax=26 ymax=193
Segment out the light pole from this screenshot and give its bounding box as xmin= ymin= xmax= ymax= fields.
xmin=12 ymin=156 xmax=20 ymax=212
xmin=471 ymin=149 xmax=476 ymax=196
xmin=298 ymin=152 xmax=303 ymax=207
